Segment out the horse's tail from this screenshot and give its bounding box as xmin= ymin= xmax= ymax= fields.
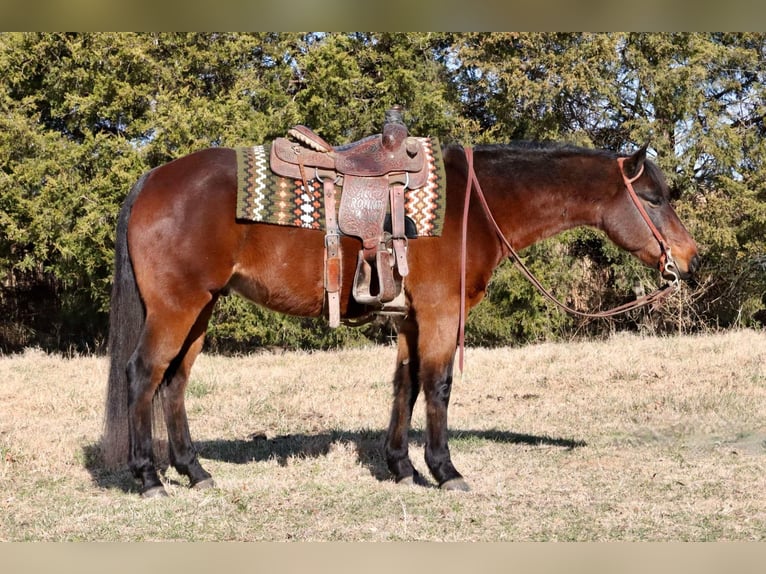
xmin=101 ymin=172 xmax=152 ymax=469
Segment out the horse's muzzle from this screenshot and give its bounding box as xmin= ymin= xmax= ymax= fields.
xmin=665 ymin=253 xmax=699 ymax=282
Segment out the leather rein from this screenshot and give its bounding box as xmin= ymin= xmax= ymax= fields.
xmin=457 ymin=147 xmax=681 ymax=371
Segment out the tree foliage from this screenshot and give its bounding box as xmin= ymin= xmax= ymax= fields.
xmin=1 ymin=33 xmax=764 ymax=352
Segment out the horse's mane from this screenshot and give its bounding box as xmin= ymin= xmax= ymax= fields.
xmin=472 ymin=141 xmax=618 ymax=159
xmin=444 ymin=142 xmax=669 ymax=197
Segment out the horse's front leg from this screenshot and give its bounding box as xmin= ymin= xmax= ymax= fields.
xmin=385 ymin=312 xmax=469 ymax=490
xmin=421 ymin=351 xmax=470 ymax=491
xmin=384 ymin=316 xmax=423 ymax=484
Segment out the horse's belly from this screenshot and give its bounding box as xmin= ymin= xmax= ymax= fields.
xmin=226 ymin=264 xmax=325 ymax=317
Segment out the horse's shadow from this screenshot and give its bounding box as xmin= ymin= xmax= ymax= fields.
xmin=84 ymin=429 xmax=586 ymax=493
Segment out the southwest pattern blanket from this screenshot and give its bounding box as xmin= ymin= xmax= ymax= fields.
xmin=235 ymin=137 xmax=445 ymax=237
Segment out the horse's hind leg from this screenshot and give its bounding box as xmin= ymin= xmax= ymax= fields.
xmin=159 ymin=297 xmax=218 ymax=490
xmin=127 ymin=296 xmax=213 ymax=497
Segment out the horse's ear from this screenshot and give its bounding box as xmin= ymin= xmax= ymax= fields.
xmin=623 ymin=144 xmax=648 ymax=178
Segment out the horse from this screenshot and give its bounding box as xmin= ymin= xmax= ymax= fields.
xmin=102 ymin=141 xmax=699 ymax=497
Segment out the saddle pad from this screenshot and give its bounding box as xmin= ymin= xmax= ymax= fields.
xmin=235 ymin=137 xmax=445 ymax=237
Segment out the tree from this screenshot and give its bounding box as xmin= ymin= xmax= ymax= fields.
xmin=2 ymin=33 xmax=765 ymax=352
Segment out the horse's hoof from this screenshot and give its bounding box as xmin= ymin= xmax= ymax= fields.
xmin=440 ymin=478 xmax=471 ymax=492
xmin=141 ymin=485 xmax=169 ymax=499
xmin=396 ymin=476 xmax=415 ymax=486
xmin=191 ymin=477 xmax=216 ymax=490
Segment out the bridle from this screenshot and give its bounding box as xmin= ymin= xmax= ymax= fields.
xmin=457 ymin=147 xmax=681 ymax=371
xmin=616 ymin=157 xmax=681 ymax=286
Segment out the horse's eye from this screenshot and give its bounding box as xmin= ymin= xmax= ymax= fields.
xmin=643 ymin=196 xmax=662 ymax=208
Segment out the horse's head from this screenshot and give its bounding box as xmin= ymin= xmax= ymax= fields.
xmin=603 ymin=146 xmax=699 ymax=282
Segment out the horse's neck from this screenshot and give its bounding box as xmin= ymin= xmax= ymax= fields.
xmin=487 ymin=157 xmax=608 ymax=250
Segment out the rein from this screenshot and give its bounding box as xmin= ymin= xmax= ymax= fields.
xmin=458 ymin=147 xmax=679 ymax=371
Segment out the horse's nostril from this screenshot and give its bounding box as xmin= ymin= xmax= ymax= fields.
xmin=689 ymin=254 xmax=701 ymax=274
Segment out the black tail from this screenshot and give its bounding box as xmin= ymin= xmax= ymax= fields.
xmin=102 ymin=172 xmax=151 ymax=468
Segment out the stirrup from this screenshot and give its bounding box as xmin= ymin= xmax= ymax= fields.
xmin=352 ymin=248 xmax=397 ymax=305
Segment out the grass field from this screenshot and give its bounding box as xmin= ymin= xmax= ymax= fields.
xmin=1 ymin=329 xmax=765 ymax=541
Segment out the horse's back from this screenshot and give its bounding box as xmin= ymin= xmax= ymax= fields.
xmin=139 ymin=147 xmax=238 ymax=204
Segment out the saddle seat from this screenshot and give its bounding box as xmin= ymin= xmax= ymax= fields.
xmin=284 ymin=124 xmax=425 ymax=178
xmin=268 ymin=107 xmax=426 ymax=327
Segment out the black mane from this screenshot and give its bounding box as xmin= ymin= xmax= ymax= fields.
xmin=444 ymin=141 xmax=670 ymax=199
xmin=473 ymin=141 xmax=618 ymax=159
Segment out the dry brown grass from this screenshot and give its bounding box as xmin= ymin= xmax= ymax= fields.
xmin=1 ymin=329 xmax=765 ymax=541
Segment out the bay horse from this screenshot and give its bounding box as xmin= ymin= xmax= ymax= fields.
xmin=102 ymin=141 xmax=699 ymax=497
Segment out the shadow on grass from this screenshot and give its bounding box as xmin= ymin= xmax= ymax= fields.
xmin=83 ymin=429 xmax=585 ymax=493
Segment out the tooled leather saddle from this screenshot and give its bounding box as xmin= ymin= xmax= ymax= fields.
xmin=269 ymin=106 xmax=429 ymax=327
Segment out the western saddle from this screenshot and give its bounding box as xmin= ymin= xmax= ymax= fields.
xmin=269 ymin=106 xmax=428 ymax=327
